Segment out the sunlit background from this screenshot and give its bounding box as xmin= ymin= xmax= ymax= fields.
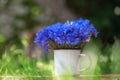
xmin=0 ymin=0 xmax=120 ymax=80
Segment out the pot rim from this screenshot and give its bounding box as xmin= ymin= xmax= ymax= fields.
xmin=54 ymin=48 xmax=80 ymax=50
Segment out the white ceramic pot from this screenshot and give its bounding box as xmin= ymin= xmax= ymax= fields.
xmin=54 ymin=49 xmax=90 ymax=75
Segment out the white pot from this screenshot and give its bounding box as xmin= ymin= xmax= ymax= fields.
xmin=54 ymin=49 xmax=90 ymax=75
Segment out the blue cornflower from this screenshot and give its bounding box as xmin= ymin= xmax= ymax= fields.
xmin=34 ymin=18 xmax=98 ymax=52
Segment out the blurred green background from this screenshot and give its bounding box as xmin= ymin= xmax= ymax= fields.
xmin=0 ymin=0 xmax=120 ymax=79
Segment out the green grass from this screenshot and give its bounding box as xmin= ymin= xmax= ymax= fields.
xmin=0 ymin=45 xmax=53 ymax=80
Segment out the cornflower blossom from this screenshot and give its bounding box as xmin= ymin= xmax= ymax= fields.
xmin=34 ymin=18 xmax=98 ymax=52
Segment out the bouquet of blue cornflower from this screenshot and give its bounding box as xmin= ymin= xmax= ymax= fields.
xmin=34 ymin=18 xmax=98 ymax=52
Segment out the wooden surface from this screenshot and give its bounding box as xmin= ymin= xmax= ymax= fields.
xmin=1 ymin=74 xmax=120 ymax=78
